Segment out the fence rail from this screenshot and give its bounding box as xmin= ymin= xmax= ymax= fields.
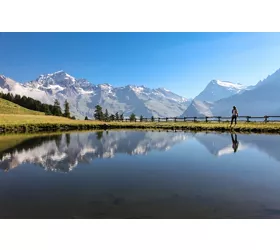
xmin=116 ymin=115 xmax=280 ymax=123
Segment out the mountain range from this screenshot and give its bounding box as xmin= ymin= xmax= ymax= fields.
xmin=0 ymin=71 xmax=191 ymax=119
xmin=1 ymin=67 xmax=280 ymax=118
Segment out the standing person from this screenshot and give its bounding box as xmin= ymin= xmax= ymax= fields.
xmin=231 ymin=133 xmax=239 ymax=153
xmin=231 ymin=106 xmax=238 ymax=125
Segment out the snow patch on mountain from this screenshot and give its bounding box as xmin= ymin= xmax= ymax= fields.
xmin=215 ymin=80 xmax=245 ymax=90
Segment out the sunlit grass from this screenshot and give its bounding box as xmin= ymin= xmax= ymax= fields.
xmin=0 ymin=114 xmax=97 ymax=125
xmin=0 ymin=98 xmax=44 ymax=115
xmin=107 ymin=121 xmax=280 ymax=133
xmin=0 ymin=114 xmax=104 ymax=133
xmin=0 ymin=114 xmax=280 ymax=133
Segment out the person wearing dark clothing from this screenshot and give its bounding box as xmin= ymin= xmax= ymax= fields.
xmin=231 ymin=106 xmax=238 ymax=125
xmin=231 ymin=133 xmax=239 ymax=153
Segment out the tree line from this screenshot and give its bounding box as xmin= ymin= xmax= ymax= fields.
xmin=91 ymin=105 xmax=155 ymax=122
xmin=89 ymin=105 xmax=124 ymax=121
xmin=0 ymin=92 xmax=75 ymax=119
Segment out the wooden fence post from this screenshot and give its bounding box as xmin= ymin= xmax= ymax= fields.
xmin=166 ymin=118 xmax=168 ymax=122
xmin=205 ymin=116 xmax=208 ymax=122
xmin=158 ymin=118 xmax=160 ymax=122
xmin=184 ymin=117 xmax=186 ymax=122
xmin=246 ymin=116 xmax=251 ymax=122
xmin=194 ymin=117 xmax=197 ymax=122
xmin=175 ymin=117 xmax=177 ymax=122
xmin=218 ymin=116 xmax=221 ymax=123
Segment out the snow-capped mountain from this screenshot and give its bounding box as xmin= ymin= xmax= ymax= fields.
xmin=194 ymin=80 xmax=248 ymax=103
xmin=181 ymin=80 xmax=249 ymax=117
xmin=186 ymin=68 xmax=280 ymax=117
xmin=0 ymin=71 xmax=191 ymax=119
xmin=0 ymin=131 xmax=189 ymax=172
xmin=0 ymin=75 xmax=52 ymax=104
xmin=214 ymin=69 xmax=280 ymax=116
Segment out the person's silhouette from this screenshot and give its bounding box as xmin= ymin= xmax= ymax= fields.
xmin=231 ymin=133 xmax=239 ymax=153
xmin=231 ymin=106 xmax=238 ymax=126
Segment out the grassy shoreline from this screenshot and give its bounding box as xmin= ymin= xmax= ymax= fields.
xmin=1 ymin=114 xmax=280 ymax=134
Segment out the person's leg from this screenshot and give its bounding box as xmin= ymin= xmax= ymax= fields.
xmin=231 ymin=116 xmax=233 ymax=125
xmin=231 ymin=133 xmax=234 ymax=142
xmin=234 ymin=115 xmax=237 ymax=125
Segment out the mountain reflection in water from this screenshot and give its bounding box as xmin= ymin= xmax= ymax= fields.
xmin=1 ymin=131 xmax=280 ymax=219
xmin=1 ymin=131 xmax=280 ymax=173
xmin=0 ymin=131 xmax=188 ymax=172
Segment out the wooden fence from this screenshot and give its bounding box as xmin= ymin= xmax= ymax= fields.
xmin=117 ymin=115 xmax=280 ymax=123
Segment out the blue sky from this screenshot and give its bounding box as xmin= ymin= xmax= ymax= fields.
xmin=1 ymin=32 xmax=280 ymax=98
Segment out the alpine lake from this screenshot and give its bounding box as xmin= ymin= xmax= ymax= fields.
xmin=1 ymin=130 xmax=280 ymax=219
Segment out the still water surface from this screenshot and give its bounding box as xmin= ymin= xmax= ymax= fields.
xmin=1 ymin=130 xmax=280 ymax=218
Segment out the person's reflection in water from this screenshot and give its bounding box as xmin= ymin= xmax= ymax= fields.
xmin=231 ymin=133 xmax=239 ymax=153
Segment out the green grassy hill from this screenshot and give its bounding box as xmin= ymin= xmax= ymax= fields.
xmin=0 ymin=98 xmax=44 ymax=115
